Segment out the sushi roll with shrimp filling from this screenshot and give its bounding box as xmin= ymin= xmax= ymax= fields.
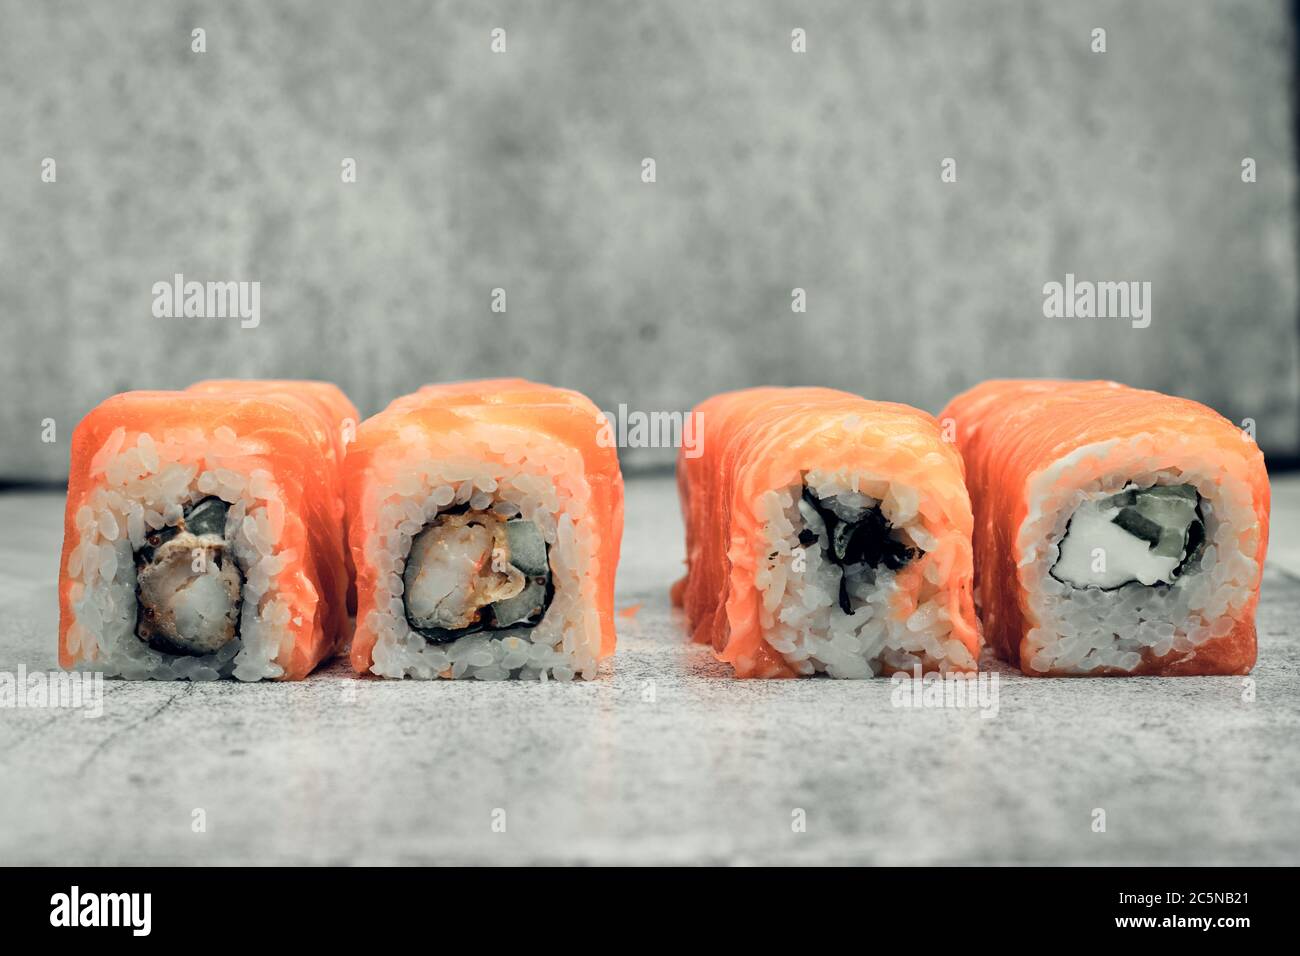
xmin=347 ymin=380 xmax=623 ymax=681
xmin=58 ymin=389 xmax=351 ymax=681
xmin=132 ymin=494 xmax=243 ymax=658
xmin=401 ymin=505 xmax=553 ymax=644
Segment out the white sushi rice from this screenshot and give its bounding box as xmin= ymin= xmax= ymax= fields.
xmin=755 ymin=468 xmax=976 ymax=678
xmin=1017 ymin=437 xmax=1261 ymax=673
xmin=65 ymin=426 xmax=294 ymax=681
xmin=361 ymin=422 xmax=601 ymax=681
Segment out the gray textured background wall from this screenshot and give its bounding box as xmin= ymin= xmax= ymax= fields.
xmin=2 ymin=0 xmax=1297 ymax=479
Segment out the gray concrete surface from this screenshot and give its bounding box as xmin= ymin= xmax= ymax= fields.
xmin=0 ymin=475 xmax=1297 ymax=865
xmin=3 ymin=0 xmax=1298 ymax=482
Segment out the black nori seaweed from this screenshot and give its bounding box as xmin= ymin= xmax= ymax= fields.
xmin=800 ymin=486 xmax=919 ymax=615
xmin=1169 ymin=496 xmax=1207 ymax=580
xmin=1181 ymin=513 xmax=1206 ymax=570
xmin=141 ymin=629 xmax=227 ymax=659
xmin=184 ymin=496 xmax=228 ymax=537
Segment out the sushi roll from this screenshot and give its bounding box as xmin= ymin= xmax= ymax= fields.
xmin=671 ymin=387 xmax=981 ymax=678
xmin=940 ymin=380 xmax=1269 ymax=676
xmin=345 ymin=379 xmax=623 ymax=680
xmin=58 ymin=384 xmax=353 ymax=680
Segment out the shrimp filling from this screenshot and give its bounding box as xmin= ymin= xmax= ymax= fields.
xmin=134 ymin=496 xmax=242 ymax=656
xmin=402 ymin=507 xmax=552 ymax=645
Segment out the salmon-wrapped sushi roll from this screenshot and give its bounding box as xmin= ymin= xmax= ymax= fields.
xmin=58 ymin=386 xmax=351 ymax=681
xmin=940 ymin=380 xmax=1269 ymax=676
xmin=671 ymin=387 xmax=980 ymax=678
xmin=346 ymin=379 xmax=623 ymax=681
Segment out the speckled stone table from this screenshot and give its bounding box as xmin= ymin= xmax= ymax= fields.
xmin=1 ymin=476 xmax=1297 ymax=865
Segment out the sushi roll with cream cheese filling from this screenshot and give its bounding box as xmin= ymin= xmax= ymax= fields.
xmin=940 ymin=379 xmax=1268 ymax=676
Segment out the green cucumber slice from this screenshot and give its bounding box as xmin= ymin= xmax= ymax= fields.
xmin=504 ymin=519 xmax=548 ymax=576
xmin=1112 ymin=507 xmax=1163 ymax=547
